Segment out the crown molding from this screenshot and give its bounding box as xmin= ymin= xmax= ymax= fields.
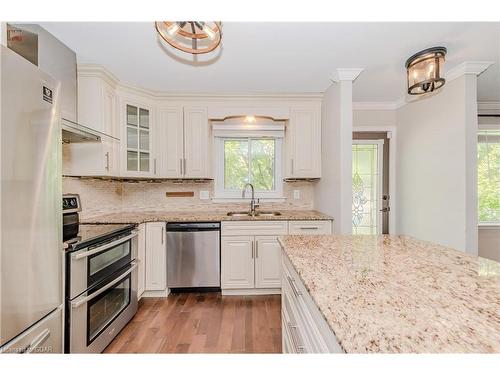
xmin=445 ymin=61 xmax=495 ymax=82
xmin=332 ymin=68 xmax=364 ymax=82
xmin=77 ymin=64 xmax=323 ymax=101
xmin=77 ymin=64 xmax=120 ymax=88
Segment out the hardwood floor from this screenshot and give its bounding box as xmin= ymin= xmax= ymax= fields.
xmin=104 ymin=292 xmax=282 ymax=353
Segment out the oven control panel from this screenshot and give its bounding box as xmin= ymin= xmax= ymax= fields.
xmin=63 ymin=194 xmax=81 ymax=213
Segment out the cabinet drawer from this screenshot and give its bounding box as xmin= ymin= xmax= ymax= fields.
xmin=221 ymin=221 xmax=288 ymax=236
xmin=288 ymin=220 xmax=332 ymax=235
xmin=282 ymin=286 xmax=310 ymax=353
xmin=282 ymin=252 xmax=344 ymax=353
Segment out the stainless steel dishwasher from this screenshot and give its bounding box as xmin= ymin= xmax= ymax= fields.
xmin=166 ymin=222 xmax=221 ymax=290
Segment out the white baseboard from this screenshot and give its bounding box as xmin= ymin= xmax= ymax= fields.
xmin=222 ymin=288 xmax=281 ymax=296
xmin=140 ymin=288 xmax=170 ymax=298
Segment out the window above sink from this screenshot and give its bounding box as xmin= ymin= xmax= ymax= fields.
xmin=212 ymin=117 xmax=285 ymax=200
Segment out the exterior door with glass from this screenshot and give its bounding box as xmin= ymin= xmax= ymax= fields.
xmin=352 ymin=132 xmax=390 ymax=235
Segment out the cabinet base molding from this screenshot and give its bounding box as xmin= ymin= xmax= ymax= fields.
xmin=222 ymin=288 xmax=281 ymax=296
xmin=142 ymin=289 xmax=170 ymax=298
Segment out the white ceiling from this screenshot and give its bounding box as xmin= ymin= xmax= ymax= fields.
xmin=39 ymin=22 xmax=500 ymax=102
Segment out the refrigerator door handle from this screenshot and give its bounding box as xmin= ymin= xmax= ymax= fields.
xmin=25 ymin=329 xmax=51 ymax=353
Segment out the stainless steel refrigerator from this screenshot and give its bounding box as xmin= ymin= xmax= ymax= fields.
xmin=0 ymin=45 xmax=63 ymax=353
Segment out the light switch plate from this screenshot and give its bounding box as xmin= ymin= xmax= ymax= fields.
xmin=200 ymin=190 xmax=210 ymax=200
xmin=293 ymin=190 xmax=300 ymax=200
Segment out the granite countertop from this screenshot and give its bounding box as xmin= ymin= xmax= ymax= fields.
xmin=80 ymin=210 xmax=333 ymax=224
xmin=279 ymin=234 xmax=500 ymax=353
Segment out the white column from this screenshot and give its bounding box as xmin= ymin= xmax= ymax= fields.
xmin=335 ymin=69 xmax=363 ymax=234
xmin=315 ymin=68 xmax=363 ymax=234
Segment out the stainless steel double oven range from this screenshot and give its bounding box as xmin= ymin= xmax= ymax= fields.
xmin=63 ymin=194 xmax=139 ymax=353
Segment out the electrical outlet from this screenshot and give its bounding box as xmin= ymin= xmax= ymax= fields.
xmin=200 ymin=190 xmax=210 ymax=200
xmin=293 ymin=190 xmax=300 ymax=200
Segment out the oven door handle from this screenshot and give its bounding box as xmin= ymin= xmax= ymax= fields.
xmin=72 ymin=231 xmax=138 ymax=260
xmin=70 ymin=260 xmax=139 ymax=309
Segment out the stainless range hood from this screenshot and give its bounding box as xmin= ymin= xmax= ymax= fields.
xmin=7 ymin=23 xmax=114 ymax=144
xmin=62 ymin=118 xmax=100 ymax=143
xmin=61 ymin=118 xmax=119 ymax=143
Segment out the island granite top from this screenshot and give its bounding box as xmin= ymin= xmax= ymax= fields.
xmin=278 ymin=234 xmax=500 ymax=353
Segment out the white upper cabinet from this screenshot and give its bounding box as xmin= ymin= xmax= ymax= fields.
xmin=285 ymin=107 xmax=321 ymax=179
xmin=121 ymin=100 xmax=156 ymax=177
xmin=64 ymin=66 xmax=323 ymax=180
xmin=183 ymin=106 xmax=210 ymax=178
xmin=155 ymin=105 xmax=210 ymax=179
xmin=156 ymin=106 xmax=184 ymax=177
xmin=63 ymin=75 xmax=120 ymax=176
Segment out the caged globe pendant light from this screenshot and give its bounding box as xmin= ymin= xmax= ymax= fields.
xmin=155 ymin=21 xmax=222 ymax=55
xmin=405 ymin=46 xmax=447 ymax=95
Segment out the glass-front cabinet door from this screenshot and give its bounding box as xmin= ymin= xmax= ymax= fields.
xmin=125 ymin=104 xmax=153 ymax=175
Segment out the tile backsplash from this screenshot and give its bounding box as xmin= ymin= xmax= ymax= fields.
xmin=63 ymin=177 xmax=316 ymax=219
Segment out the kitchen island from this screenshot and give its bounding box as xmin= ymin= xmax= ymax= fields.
xmin=279 ymin=235 xmax=500 ymax=353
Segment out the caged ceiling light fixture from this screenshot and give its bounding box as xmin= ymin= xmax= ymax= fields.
xmin=405 ymin=46 xmax=447 ymax=95
xmin=155 ymin=21 xmax=222 ymax=55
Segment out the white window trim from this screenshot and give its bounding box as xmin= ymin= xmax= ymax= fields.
xmin=213 ymin=136 xmax=284 ymax=200
xmin=477 ymin=123 xmax=500 ymax=226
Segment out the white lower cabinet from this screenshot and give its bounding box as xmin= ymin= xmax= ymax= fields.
xmin=221 ymin=236 xmax=255 ymax=289
xmin=288 ymin=220 xmax=333 ymax=235
xmin=221 ymin=235 xmax=282 ymax=291
xmin=144 ymin=222 xmax=167 ymax=292
xmin=221 ymin=220 xmax=332 ymax=295
xmin=221 ymin=221 xmax=286 ymax=294
xmin=137 ymin=223 xmax=146 ymax=299
xmin=254 ymin=236 xmax=282 ymax=289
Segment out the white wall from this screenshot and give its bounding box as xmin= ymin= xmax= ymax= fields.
xmin=315 ymin=80 xmax=354 ymax=234
xmin=353 ymin=109 xmax=397 ymax=128
xmin=396 ymin=75 xmax=478 ymax=254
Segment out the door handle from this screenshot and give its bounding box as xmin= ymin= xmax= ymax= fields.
xmin=183 ymin=158 xmax=187 ymax=175
xmin=180 ymin=158 xmax=183 ymax=175
xmin=154 ymin=159 xmax=157 ymax=174
xmin=72 ymin=231 xmax=138 ymax=260
xmin=379 ymin=207 xmax=391 ymax=212
xmin=105 ymin=152 xmax=110 ymax=171
xmin=255 ymin=241 xmax=258 ymax=258
xmin=71 ymin=261 xmax=139 ymax=308
xmin=25 ymin=329 xmax=51 ymax=353
xmin=287 ymin=322 xmax=305 ymax=353
xmin=287 ymin=275 xmax=302 ymax=297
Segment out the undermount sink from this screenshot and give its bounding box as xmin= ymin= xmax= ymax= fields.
xmin=226 ymin=211 xmax=282 ymax=217
xmin=257 ymin=211 xmax=282 ymax=217
xmin=226 ymin=211 xmax=252 ymax=217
